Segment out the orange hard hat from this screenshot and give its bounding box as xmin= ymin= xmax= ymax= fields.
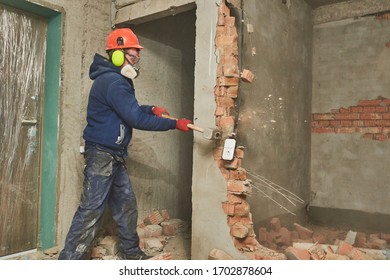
xmin=106 ymin=28 xmax=143 ymax=50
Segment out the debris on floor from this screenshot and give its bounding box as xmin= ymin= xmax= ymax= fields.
xmin=257 ymin=217 xmax=390 ymax=260
xmin=86 ymin=209 xmax=191 ymax=260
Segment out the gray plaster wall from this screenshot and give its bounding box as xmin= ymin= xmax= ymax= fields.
xmin=29 ymin=0 xmax=112 ymax=246
xmin=311 ymin=16 xmax=390 ymax=217
xmin=236 ymin=0 xmax=313 ymax=227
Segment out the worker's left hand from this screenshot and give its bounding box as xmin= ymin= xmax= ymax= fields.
xmin=152 ymin=106 xmax=170 ymax=117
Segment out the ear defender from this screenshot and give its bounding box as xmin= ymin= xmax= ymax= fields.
xmin=112 ymin=50 xmax=125 ymax=67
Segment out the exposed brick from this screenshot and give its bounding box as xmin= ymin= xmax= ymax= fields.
xmin=218 ymin=76 xmax=240 ymax=87
xmin=218 ymin=115 xmax=235 ymax=128
xmin=216 ymin=96 xmax=235 ymax=107
xmin=258 ymin=227 xmax=268 ymax=243
xmin=227 ymin=193 xmax=246 ymax=204
xmin=160 ymin=209 xmax=170 ymax=221
xmin=223 ymin=157 xmax=242 ymax=170
xmin=234 ymin=200 xmax=250 ymax=216
xmin=230 ymin=222 xmax=249 ymax=238
xmin=337 ymin=241 xmax=354 ymax=256
xmin=225 ymin=16 xmax=235 ymax=26
xmin=227 ymin=180 xmax=251 ymax=194
xmin=161 ymin=221 xmax=176 ymax=236
xmin=318 ymin=120 xmax=330 ymax=126
xmin=144 ymin=224 xmax=163 ymax=238
xmin=339 ymin=107 xmax=351 ymax=113
xmin=362 ymin=106 xmax=377 ymax=113
xmin=334 ymin=113 xmax=360 ymax=120
xmin=285 ymin=247 xmax=311 ymax=260
xmin=215 ymin=106 xmax=225 ymax=116
xmin=215 ymin=35 xmax=238 ymax=48
xmin=221 ymin=45 xmax=239 ymax=56
xmin=223 ymin=63 xmax=239 ymax=77
xmin=312 ymin=113 xmax=334 ymax=120
xmin=222 ymin=201 xmax=235 ymax=216
xmin=380 ymin=232 xmax=390 ymax=243
xmin=227 ymin=86 xmax=238 ymax=98
xmin=358 ymin=98 xmax=383 ymax=106
xmin=145 ymin=210 xmax=164 ymax=225
xmin=369 ymin=238 xmax=387 ymax=249
xmin=214 ymin=86 xmax=226 ymax=97
xmin=270 ymin=217 xmax=281 ymax=232
xmin=351 ymin=106 xmax=364 ymax=113
xmin=208 ymin=248 xmax=234 ymax=260
xmin=234 ymin=147 xmax=245 ymax=158
xmin=293 ymin=223 xmax=313 ymax=239
xmin=229 ymin=168 xmax=247 ymax=180
xmin=352 ymin=120 xmax=364 ymax=126
xmin=375 ymin=106 xmax=388 ymax=113
xmin=325 ymin=252 xmax=349 ymax=260
xmin=360 ymin=113 xmax=382 ymax=120
xmin=275 ymin=227 xmax=292 ymax=247
xmin=349 ymin=248 xmax=373 ymax=260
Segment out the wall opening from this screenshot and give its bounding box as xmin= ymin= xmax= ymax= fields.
xmin=98 ymin=9 xmax=196 ymax=259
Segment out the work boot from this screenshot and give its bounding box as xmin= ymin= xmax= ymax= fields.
xmin=119 ymin=250 xmax=152 ymax=260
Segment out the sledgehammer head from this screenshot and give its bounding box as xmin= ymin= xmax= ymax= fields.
xmin=203 ymin=128 xmax=223 ymax=140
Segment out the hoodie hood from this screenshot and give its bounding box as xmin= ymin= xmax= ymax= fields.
xmin=89 ymin=53 xmax=121 ymax=80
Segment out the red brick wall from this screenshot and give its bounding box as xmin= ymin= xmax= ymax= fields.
xmin=312 ymin=96 xmax=390 ymax=141
xmin=213 ymin=0 xmax=284 ymax=260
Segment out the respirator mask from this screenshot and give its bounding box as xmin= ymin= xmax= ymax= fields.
xmin=121 ymin=54 xmax=140 ymax=79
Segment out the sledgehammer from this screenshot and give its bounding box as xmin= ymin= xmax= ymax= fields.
xmin=162 ymin=114 xmax=222 ymax=140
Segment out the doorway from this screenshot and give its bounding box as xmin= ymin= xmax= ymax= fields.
xmin=0 ymin=5 xmax=47 ymax=257
xmin=0 ymin=1 xmax=61 ymax=257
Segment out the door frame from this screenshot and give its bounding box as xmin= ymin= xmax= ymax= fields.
xmin=0 ymin=0 xmax=62 ymax=250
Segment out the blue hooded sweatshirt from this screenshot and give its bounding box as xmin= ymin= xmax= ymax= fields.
xmin=83 ymin=54 xmax=176 ymax=157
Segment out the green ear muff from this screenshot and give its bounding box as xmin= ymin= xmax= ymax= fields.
xmin=112 ymin=50 xmax=125 ymax=67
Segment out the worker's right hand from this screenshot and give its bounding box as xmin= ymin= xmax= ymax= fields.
xmin=152 ymin=106 xmax=170 ymax=117
xmin=176 ymin=119 xmax=192 ymax=132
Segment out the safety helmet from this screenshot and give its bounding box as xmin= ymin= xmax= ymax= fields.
xmin=106 ymin=28 xmax=143 ymax=50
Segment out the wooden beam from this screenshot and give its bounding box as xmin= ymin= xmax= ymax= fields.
xmin=114 ymin=0 xmax=196 ymax=26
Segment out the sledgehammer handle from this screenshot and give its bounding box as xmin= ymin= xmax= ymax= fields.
xmin=161 ymin=114 xmax=204 ymax=132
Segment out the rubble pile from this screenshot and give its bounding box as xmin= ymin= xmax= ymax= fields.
xmin=257 ymin=217 xmax=390 ymax=260
xmin=88 ymin=209 xmax=190 ymax=260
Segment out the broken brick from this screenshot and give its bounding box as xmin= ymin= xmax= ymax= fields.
xmin=337 ymin=241 xmax=354 ymax=256
xmin=293 ymin=223 xmax=313 ymax=239
xmin=230 ymin=222 xmax=249 ymax=238
xmin=285 ymin=247 xmax=311 ymax=260
xmin=241 ymin=69 xmax=254 ymax=83
xmin=270 ymin=217 xmax=281 ymax=232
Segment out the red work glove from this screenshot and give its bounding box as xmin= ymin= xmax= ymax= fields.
xmin=152 ymin=106 xmax=170 ymax=117
xmin=176 ymin=119 xmax=192 ymax=132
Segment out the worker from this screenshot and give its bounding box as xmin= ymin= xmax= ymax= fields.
xmin=58 ymin=28 xmax=191 ymax=260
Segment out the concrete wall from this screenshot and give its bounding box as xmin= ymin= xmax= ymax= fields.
xmin=311 ymin=7 xmax=390 ymax=230
xmin=28 ymin=0 xmax=112 ymax=246
xmin=237 ymin=0 xmax=313 ymax=228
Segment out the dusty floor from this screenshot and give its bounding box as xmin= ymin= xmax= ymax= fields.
xmin=6 ymin=218 xmax=390 ymax=260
